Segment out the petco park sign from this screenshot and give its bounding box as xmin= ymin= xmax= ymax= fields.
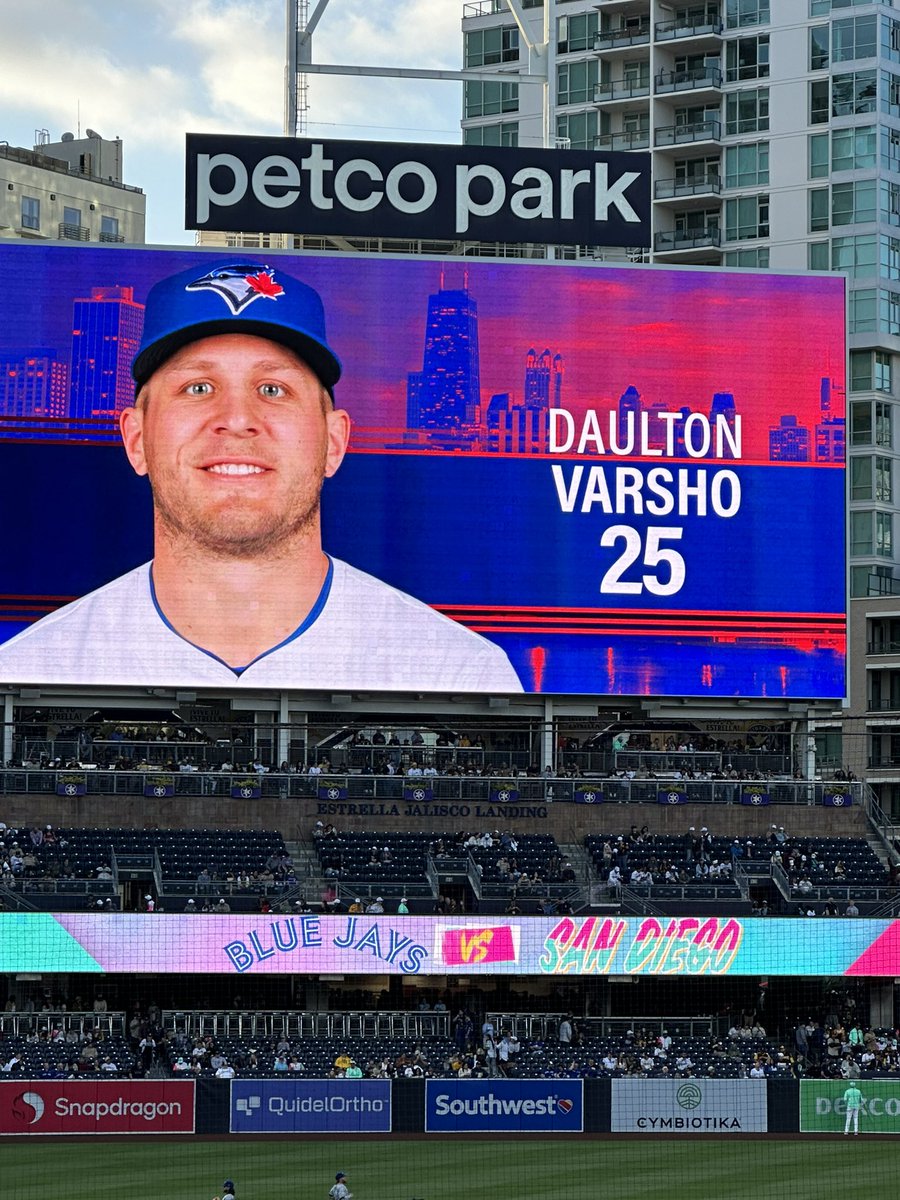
xmin=0 ymin=1081 xmax=195 ymax=1134
xmin=185 ymin=134 xmax=651 ymax=247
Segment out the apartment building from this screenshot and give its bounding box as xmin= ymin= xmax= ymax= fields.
xmin=0 ymin=130 xmax=145 ymax=245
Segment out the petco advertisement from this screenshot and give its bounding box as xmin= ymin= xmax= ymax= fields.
xmin=801 ymin=1080 xmax=900 ymax=1134
xmin=0 ymin=1080 xmax=195 ymax=1135
xmin=230 ymin=1079 xmax=391 ymax=1133
xmin=611 ymin=1079 xmax=767 ymax=1133
xmin=425 ymin=1079 xmax=583 ymax=1133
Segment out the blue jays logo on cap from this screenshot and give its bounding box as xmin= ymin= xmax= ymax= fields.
xmin=131 ymin=258 xmax=342 ymax=395
xmin=185 ymin=264 xmax=286 ymax=314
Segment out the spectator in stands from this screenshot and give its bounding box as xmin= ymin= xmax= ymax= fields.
xmin=846 ymin=899 xmax=860 ymax=917
xmin=366 ymin=896 xmax=384 ymax=915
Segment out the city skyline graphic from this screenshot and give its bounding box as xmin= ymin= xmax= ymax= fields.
xmin=0 ymin=245 xmax=845 ymax=465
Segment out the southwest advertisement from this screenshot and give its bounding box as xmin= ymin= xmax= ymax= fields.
xmin=0 ymin=243 xmax=845 ymax=697
xmin=229 ymin=1080 xmax=391 ymax=1133
xmin=425 ymin=1079 xmax=583 ymax=1133
xmin=611 ymin=1079 xmax=767 ymax=1133
xmin=800 ymin=1080 xmax=900 ymax=1135
xmin=2 ymin=913 xmax=899 ymax=976
xmin=0 ymin=1080 xmax=195 ymax=1135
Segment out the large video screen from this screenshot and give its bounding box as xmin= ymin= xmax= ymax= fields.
xmin=0 ymin=245 xmax=845 ymax=697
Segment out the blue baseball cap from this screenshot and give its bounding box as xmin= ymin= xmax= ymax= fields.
xmin=132 ymin=261 xmax=342 ymax=394
xmin=335 ymin=1172 xmax=347 ymax=1181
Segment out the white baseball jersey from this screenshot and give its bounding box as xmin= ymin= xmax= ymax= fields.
xmin=0 ymin=557 xmax=524 ymax=692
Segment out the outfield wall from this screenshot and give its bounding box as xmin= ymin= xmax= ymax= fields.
xmin=4 ymin=1078 xmax=888 ymax=1137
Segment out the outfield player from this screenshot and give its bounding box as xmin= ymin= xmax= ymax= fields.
xmin=329 ymin=1171 xmax=352 ymax=1200
xmin=843 ymin=1083 xmax=863 ymax=1135
xmin=0 ymin=260 xmax=522 ymax=694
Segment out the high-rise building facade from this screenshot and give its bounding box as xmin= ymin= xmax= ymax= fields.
xmin=459 ymin=0 xmax=899 ymax=805
xmin=70 ymin=287 xmax=145 ymax=422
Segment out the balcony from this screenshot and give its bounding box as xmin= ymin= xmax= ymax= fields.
xmin=99 ymin=231 xmax=125 ymax=243
xmin=654 ymin=227 xmax=722 ymax=252
xmin=655 ymin=174 xmax=722 ymax=201
xmin=655 ymin=118 xmax=722 ymax=147
xmin=595 ymin=25 xmax=651 ymax=52
xmin=868 ymin=641 xmax=900 ymax=655
xmin=655 ymin=18 xmax=724 ymax=44
xmin=594 ymin=78 xmax=650 ymax=103
xmin=594 ymin=129 xmax=650 ymax=152
xmin=58 ymin=222 xmax=90 ymax=241
xmin=654 ymin=66 xmax=723 ymax=95
xmin=869 ymin=698 xmax=900 ymax=712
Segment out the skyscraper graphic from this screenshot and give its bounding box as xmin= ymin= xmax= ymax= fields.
xmin=618 ymin=385 xmax=640 ymax=446
xmin=406 ymin=279 xmax=480 ymax=431
xmin=709 ymin=392 xmax=737 ymax=459
xmin=0 ymin=349 xmax=68 ymax=420
xmin=770 ymin=415 xmax=810 ymax=462
xmin=524 ymin=349 xmax=564 ymax=409
xmin=816 ymin=375 xmax=846 ymax=463
xmin=69 ymin=286 xmax=144 ymax=423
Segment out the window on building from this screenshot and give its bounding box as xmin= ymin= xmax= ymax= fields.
xmin=622 ymin=109 xmax=650 ymax=135
xmin=726 ymin=87 xmax=769 ymax=134
xmin=852 ymin=456 xmax=893 ymax=503
xmin=880 ymin=290 xmax=900 ymax=335
xmin=465 ymin=122 xmax=519 ymax=147
xmin=622 ymin=59 xmax=651 ymax=89
xmin=850 ymin=350 xmax=874 ymax=390
xmin=464 ymin=80 xmax=519 ymax=118
xmin=832 ymin=125 xmax=877 ymax=172
xmin=674 ymin=207 xmax=719 ymax=234
xmin=832 ymin=70 xmax=877 ymax=115
xmin=675 ymin=155 xmax=720 ymax=185
xmin=877 ymin=455 xmax=894 ymax=502
xmin=881 ymin=234 xmax=900 ymax=280
xmin=809 ymin=133 xmax=829 ymax=178
xmin=883 ymin=15 xmax=900 ymax=64
xmin=724 ymin=247 xmax=770 ymax=267
xmin=808 ymin=241 xmax=830 ymax=270
xmin=63 ymin=206 xmax=81 ymax=227
xmin=809 ymin=0 xmax=829 ymax=14
xmin=725 ymin=195 xmax=769 ymax=240
xmin=852 ymin=455 xmax=874 ymax=498
xmin=809 ymin=24 xmax=830 ymax=69
xmin=833 ymin=178 xmax=877 ymax=224
xmin=557 ymin=11 xmax=598 ymax=53
xmin=883 ymin=70 xmax=900 ymax=119
xmin=21 ymin=196 xmax=39 ymax=230
xmin=878 ymin=511 xmax=893 ymax=557
xmin=833 ymin=15 xmax=877 ymax=61
xmin=809 ymin=188 xmax=830 ymax=232
xmin=809 ymin=79 xmax=830 ymax=124
xmin=883 ymin=126 xmax=900 ymax=173
xmin=555 ymin=112 xmax=597 ymax=150
xmin=557 ymin=59 xmax=598 ymax=106
xmin=850 ymin=289 xmax=877 ymax=332
xmin=877 ymin=399 xmax=894 ymax=447
xmin=465 ymin=26 xmax=519 ymax=67
xmin=876 ymin=350 xmax=893 ymax=392
xmin=726 ymin=141 xmax=769 ymax=187
xmin=833 ymin=233 xmax=877 ymax=276
xmin=726 ymin=0 xmax=769 ymax=25
xmin=725 ymin=35 xmax=769 ymax=81
xmin=882 ymin=179 xmax=900 ymax=226
xmin=100 ymin=215 xmax=120 ymax=241
xmin=852 ymin=399 xmax=873 ymax=441
xmin=851 ymin=510 xmax=874 ymax=555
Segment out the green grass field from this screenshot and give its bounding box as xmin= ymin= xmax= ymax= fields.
xmin=1 ymin=1137 xmax=894 ymax=1200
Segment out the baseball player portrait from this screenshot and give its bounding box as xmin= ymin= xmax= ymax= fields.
xmin=0 ymin=260 xmax=522 ymax=693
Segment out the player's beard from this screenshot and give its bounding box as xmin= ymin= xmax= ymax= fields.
xmin=150 ymin=470 xmax=325 ymax=561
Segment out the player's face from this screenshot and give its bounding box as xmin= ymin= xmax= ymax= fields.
xmin=120 ymin=334 xmax=350 ymax=558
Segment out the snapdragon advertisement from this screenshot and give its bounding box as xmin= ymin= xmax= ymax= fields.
xmin=0 ymin=1080 xmax=195 ymax=1135
xmin=0 ymin=244 xmax=844 ymax=697
xmin=1 ymin=914 xmax=896 ymax=977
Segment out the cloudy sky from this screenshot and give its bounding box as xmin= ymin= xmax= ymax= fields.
xmin=3 ymin=0 xmax=465 ymax=244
